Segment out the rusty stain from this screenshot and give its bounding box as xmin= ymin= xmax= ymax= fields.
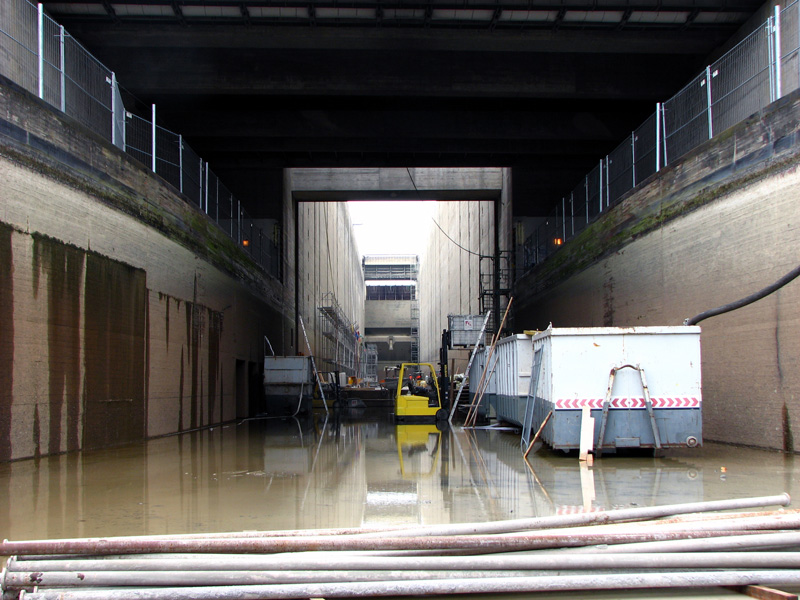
xmin=0 ymin=224 xmax=13 ymax=460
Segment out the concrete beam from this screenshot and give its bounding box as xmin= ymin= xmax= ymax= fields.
xmin=290 ymin=168 xmax=504 ymax=200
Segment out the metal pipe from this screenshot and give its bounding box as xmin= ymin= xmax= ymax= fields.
xmin=705 ymin=65 xmax=714 ymax=139
xmin=7 ymin=501 xmax=793 ymax=561
xmin=3 ymin=569 xmax=558 ymax=590
xmin=37 ymin=3 xmax=44 ymax=100
xmin=655 ymin=102 xmax=661 ymax=171
xmin=541 ymin=530 xmax=800 ymax=554
xmin=0 ymin=530 xmax=761 ymax=558
xmin=355 ymin=493 xmax=791 ymax=537
xmin=775 ymin=4 xmax=783 ymax=99
xmin=18 ymin=571 xmax=800 ymax=600
xmin=501 ymin=510 xmax=800 ymax=537
xmin=8 ymin=552 xmax=800 ymax=575
xmin=59 ymin=26 xmax=65 ymax=112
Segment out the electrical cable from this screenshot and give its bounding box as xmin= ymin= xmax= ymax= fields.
xmin=405 ymin=167 xmax=489 ymax=258
xmin=431 ymin=217 xmax=488 ymax=258
xmin=684 ymin=263 xmax=800 ymax=325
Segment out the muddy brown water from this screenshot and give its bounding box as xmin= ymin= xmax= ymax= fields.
xmin=1 ymin=408 xmax=798 ymax=542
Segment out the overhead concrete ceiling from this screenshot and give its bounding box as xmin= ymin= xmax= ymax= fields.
xmin=43 ymin=0 xmax=768 ymax=218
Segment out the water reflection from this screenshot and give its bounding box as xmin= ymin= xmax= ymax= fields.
xmin=1 ymin=407 xmax=798 ymax=543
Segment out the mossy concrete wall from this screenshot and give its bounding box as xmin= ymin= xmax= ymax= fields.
xmin=516 ymin=90 xmax=800 ymax=453
xmin=0 ymin=76 xmax=286 ymax=461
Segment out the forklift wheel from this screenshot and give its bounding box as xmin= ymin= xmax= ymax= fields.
xmin=435 ymin=408 xmax=448 ymax=421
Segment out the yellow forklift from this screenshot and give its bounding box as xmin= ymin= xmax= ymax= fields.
xmin=394 ymin=362 xmax=447 ymax=422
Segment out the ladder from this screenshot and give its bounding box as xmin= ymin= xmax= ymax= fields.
xmin=520 ymin=346 xmax=544 ymax=452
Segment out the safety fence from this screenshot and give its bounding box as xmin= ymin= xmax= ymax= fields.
xmin=0 ymin=0 xmax=280 ymax=279
xmin=523 ymin=2 xmax=800 ymax=271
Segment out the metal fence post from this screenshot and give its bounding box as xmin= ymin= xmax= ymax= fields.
xmin=204 ymin=161 xmax=209 ymax=213
xmin=705 ymin=66 xmax=714 ymax=139
xmin=178 ymin=135 xmax=183 ymax=194
xmin=111 ymin=72 xmax=117 ymax=147
xmin=37 ymin=3 xmax=44 ymax=100
xmin=151 ymin=104 xmax=156 ymax=173
xmin=605 ymin=156 xmax=610 ymax=208
xmin=655 ymin=102 xmax=661 ymax=172
xmin=237 ymin=200 xmax=241 ymax=244
xmin=775 ymin=4 xmax=783 ymax=100
xmin=598 ymin=159 xmax=603 ymax=214
xmin=631 ymin=132 xmax=636 ymax=187
xmin=59 ymin=26 xmax=65 ymax=112
xmin=585 ymin=175 xmax=589 ymax=223
xmin=662 ymin=103 xmax=669 ymax=166
xmin=230 ymin=194 xmax=234 ymax=237
xmin=561 ymin=197 xmax=566 ymax=242
xmin=569 ymin=191 xmax=574 ymax=238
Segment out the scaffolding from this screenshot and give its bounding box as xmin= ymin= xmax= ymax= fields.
xmin=317 ymin=292 xmax=358 ymax=377
xmin=410 ymin=298 xmax=420 ymax=363
xmin=364 ymin=344 xmax=378 ymax=383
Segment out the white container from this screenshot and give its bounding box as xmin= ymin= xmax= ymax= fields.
xmin=467 ymin=347 xmax=496 ymax=417
xmin=263 ymin=356 xmax=314 ymax=414
xmin=263 ymin=356 xmax=313 ymax=386
xmin=527 ymin=326 xmax=702 ymax=451
xmin=493 ymin=334 xmax=533 ymax=426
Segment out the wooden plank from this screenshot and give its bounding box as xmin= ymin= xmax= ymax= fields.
xmin=579 ymin=406 xmax=595 ymax=462
xmin=523 ymin=410 xmax=552 ymax=458
xmin=728 ymin=585 xmax=799 ymax=600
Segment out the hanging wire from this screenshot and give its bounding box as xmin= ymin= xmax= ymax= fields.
xmin=405 ymin=168 xmax=489 ymax=259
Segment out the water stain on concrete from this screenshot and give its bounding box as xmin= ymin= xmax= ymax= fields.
xmin=179 ymin=346 xmax=185 ymax=430
xmin=603 ymin=273 xmax=615 ymax=326
xmin=208 ymin=309 xmax=222 ymax=423
xmin=0 ymin=224 xmax=13 ymax=461
xmin=32 ymin=233 xmax=84 ymax=455
xmin=186 ymin=302 xmax=204 ymax=429
xmin=83 ymin=253 xmax=146 ymax=450
xmin=165 ymin=295 xmax=170 ymax=349
xmin=32 ymin=405 xmax=40 ymax=459
xmin=783 ymin=402 xmax=794 ymax=453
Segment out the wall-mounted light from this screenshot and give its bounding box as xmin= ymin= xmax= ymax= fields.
xmin=553 ymin=238 xmax=563 ymax=246
xmin=388 ymin=336 xmax=394 ymax=351
xmin=242 ymin=239 xmax=250 ymax=247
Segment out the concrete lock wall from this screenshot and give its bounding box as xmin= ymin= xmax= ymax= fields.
xmin=0 ymin=77 xmax=287 ymax=461
xmin=516 ymin=90 xmax=800 ymax=453
xmin=418 ymin=199 xmax=496 ymax=366
xmin=366 ymin=300 xmax=412 ymax=329
xmin=284 ymin=177 xmax=365 ymax=375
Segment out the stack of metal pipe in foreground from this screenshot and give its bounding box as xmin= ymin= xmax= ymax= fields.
xmin=3 ymin=494 xmax=800 ymax=599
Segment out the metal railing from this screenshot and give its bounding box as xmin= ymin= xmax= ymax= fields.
xmin=523 ymin=2 xmax=798 ymax=271
xmin=0 ymin=0 xmax=280 ymax=279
